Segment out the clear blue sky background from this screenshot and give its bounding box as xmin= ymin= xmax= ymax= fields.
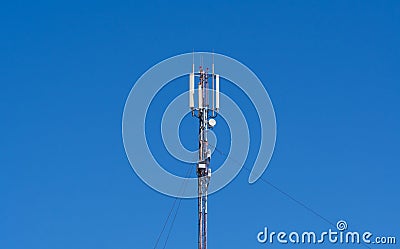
xmin=1 ymin=1 xmax=399 ymax=248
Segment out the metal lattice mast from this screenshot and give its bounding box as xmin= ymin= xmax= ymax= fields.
xmin=189 ymin=57 xmax=219 ymax=249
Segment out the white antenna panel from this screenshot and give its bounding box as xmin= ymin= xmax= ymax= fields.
xmin=189 ymin=73 xmax=195 ymax=108
xmin=198 ymin=83 xmax=203 ymax=108
xmin=215 ymin=74 xmax=220 ymax=110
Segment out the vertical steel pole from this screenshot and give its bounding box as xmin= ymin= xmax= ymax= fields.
xmin=197 ymin=69 xmax=210 ymax=249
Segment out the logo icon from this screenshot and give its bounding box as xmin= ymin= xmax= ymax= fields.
xmin=336 ymin=220 xmax=348 ymax=231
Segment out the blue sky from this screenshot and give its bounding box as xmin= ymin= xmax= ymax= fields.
xmin=1 ymin=1 xmax=399 ymax=248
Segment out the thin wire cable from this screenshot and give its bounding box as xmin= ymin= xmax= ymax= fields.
xmin=162 ymin=166 xmax=193 ymax=249
xmin=209 ymin=143 xmax=372 ymax=249
xmin=209 ymin=144 xmax=334 ymax=225
xmin=243 ymin=167 xmax=335 ymax=226
xmin=153 ymin=165 xmax=192 ymax=249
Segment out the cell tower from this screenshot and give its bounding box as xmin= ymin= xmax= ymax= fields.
xmin=189 ymin=56 xmax=220 ymax=249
